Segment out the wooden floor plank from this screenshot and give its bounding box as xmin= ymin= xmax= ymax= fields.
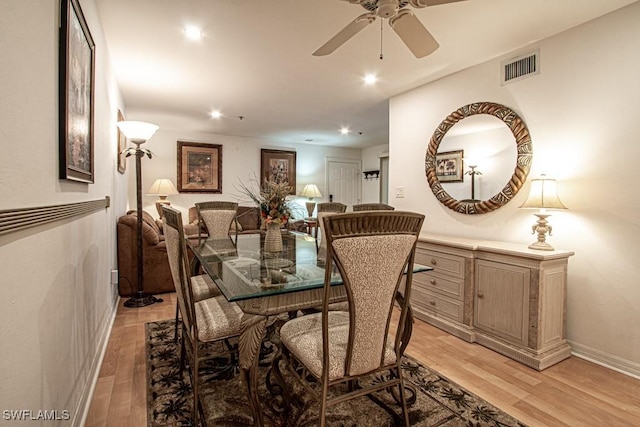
xmin=86 ymin=292 xmax=640 ymax=426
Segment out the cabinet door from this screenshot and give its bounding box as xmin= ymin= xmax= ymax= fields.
xmin=474 ymin=260 xmax=530 ymax=346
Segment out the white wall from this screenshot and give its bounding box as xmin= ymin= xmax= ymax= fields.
xmin=389 ymin=3 xmax=640 ymax=376
xmin=0 ymin=0 xmax=124 ymax=424
xmin=129 ymin=129 xmax=362 ymax=221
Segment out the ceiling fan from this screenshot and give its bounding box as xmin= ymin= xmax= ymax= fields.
xmin=313 ymin=0 xmax=466 ymax=58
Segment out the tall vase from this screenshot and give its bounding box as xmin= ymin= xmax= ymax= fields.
xmin=264 ymin=222 xmax=283 ymax=253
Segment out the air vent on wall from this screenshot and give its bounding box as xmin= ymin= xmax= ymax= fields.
xmin=501 ymin=50 xmax=539 ymax=85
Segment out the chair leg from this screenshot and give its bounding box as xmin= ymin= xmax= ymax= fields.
xmin=319 ymin=381 xmax=330 ymax=427
xmin=397 ymin=368 xmax=410 ymax=426
xmin=174 ymin=302 xmax=180 ymax=343
xmin=191 ymin=343 xmax=200 ymax=427
xmin=179 ymin=336 xmax=186 ymax=373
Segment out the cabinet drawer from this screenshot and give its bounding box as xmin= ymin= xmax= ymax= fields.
xmin=413 ymin=271 xmax=463 ymax=300
xmin=412 ymin=287 xmax=464 ymax=323
xmin=415 ymin=248 xmax=465 ymax=279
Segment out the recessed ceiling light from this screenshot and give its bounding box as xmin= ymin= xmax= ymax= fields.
xmin=363 ymin=74 xmax=377 ymax=85
xmin=184 ymin=25 xmax=203 ymax=40
xmin=340 ymin=127 xmax=350 ymax=135
xmin=210 ymin=110 xmax=222 ymax=119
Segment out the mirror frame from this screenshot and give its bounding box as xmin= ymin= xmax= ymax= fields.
xmin=425 ymin=102 xmax=532 ymax=214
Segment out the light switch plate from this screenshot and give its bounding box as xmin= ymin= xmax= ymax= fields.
xmin=395 ymin=186 xmax=404 ymax=198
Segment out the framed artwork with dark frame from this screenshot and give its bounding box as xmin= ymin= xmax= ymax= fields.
xmin=116 ymin=109 xmax=126 ymax=174
xmin=435 ymin=150 xmax=464 ymax=183
xmin=59 ymin=0 xmax=96 ymax=183
xmin=260 ymin=149 xmax=296 ymax=194
xmin=177 ymin=141 xmax=223 ymax=193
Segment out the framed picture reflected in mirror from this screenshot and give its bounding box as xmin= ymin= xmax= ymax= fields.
xmin=435 ymin=150 xmax=464 ymax=183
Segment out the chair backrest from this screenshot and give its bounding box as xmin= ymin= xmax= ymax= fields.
xmin=195 ymin=201 xmax=239 ymax=239
xmin=316 ymin=202 xmax=347 ymax=214
xmin=316 ymin=203 xmax=347 ymax=261
xmin=352 ymin=203 xmax=395 ymax=212
xmin=321 ymin=211 xmax=425 ymax=377
xmin=162 ymin=206 xmax=197 ymax=341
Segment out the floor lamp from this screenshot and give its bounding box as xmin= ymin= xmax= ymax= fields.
xmin=117 ymin=120 xmax=163 ymax=307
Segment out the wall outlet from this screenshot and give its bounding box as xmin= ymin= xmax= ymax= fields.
xmin=110 ymin=269 xmax=118 ymax=285
xmin=395 ymin=186 xmax=405 ymax=198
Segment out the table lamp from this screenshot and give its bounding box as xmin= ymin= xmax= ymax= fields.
xmin=519 ymin=174 xmax=567 ymax=251
xmin=299 ymin=184 xmax=323 ymax=218
xmin=117 ymin=120 xmax=162 ymax=307
xmin=147 ymin=178 xmax=178 ymax=218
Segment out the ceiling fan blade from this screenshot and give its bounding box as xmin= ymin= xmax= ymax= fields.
xmin=408 ymin=0 xmax=466 ymax=7
xmin=388 ymin=9 xmax=439 ymax=58
xmin=313 ymin=12 xmax=376 ymax=56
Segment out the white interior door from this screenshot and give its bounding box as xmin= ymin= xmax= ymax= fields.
xmin=326 ymin=158 xmax=361 ymax=210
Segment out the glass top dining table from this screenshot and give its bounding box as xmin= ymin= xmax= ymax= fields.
xmin=186 ymin=230 xmax=432 ymax=427
xmin=187 ymin=231 xmax=431 ymax=303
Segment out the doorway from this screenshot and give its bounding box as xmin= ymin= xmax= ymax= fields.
xmin=325 ymin=158 xmax=361 ymax=210
xmin=380 ymin=155 xmax=389 ymax=204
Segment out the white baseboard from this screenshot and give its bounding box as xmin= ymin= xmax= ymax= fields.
xmin=72 ymin=297 xmax=120 ymax=427
xmin=569 ymin=340 xmax=640 ymax=380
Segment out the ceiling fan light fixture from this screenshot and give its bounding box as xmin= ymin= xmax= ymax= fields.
xmin=377 ymin=0 xmax=399 ymax=18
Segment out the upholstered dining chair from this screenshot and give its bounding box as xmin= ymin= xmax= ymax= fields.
xmin=276 ymin=211 xmax=425 ymax=426
xmin=352 ymin=202 xmax=395 ymax=211
xmin=173 ymin=201 xmax=235 ymax=341
xmin=162 ymin=206 xmax=244 ymax=427
xmin=315 ymin=202 xmax=347 ymax=262
xmin=195 ymin=201 xmax=239 ymax=243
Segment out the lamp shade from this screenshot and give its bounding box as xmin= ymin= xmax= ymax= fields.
xmin=300 ymin=184 xmax=322 ymax=199
xmin=116 ymin=120 xmax=158 ymax=143
xmin=519 ymin=175 xmax=567 ymax=210
xmin=147 ymin=178 xmax=178 ymax=196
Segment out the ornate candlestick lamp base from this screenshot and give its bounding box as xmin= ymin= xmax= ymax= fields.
xmin=529 ymin=213 xmax=555 ymax=251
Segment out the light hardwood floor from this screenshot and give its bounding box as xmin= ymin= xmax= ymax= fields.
xmin=86 ymin=293 xmax=640 ymax=426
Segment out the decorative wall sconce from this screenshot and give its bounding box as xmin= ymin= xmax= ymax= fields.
xmin=363 ymin=170 xmax=380 ymax=180
xmin=519 ymin=174 xmax=567 ymax=251
xmin=147 ymin=178 xmax=178 ymax=218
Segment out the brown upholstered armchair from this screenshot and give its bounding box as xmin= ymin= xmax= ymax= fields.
xmin=116 ymin=210 xmax=175 ymax=296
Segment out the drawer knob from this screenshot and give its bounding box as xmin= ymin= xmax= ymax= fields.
xmin=477 ymin=292 xmax=484 ymax=298
xmin=430 ymin=258 xmax=437 ymax=265
xmin=429 ymin=299 xmax=436 ymax=306
xmin=430 ymin=279 xmax=436 ymax=285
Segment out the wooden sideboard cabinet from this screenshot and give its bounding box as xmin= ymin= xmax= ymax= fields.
xmin=411 ymin=234 xmax=574 ymax=370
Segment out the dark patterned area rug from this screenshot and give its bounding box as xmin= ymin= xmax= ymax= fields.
xmin=146 ymin=319 xmax=526 ymax=427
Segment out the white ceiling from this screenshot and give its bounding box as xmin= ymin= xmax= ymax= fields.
xmin=95 ymin=0 xmax=637 ymax=149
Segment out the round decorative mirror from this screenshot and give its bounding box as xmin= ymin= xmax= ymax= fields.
xmin=425 ymin=102 xmax=532 ymax=214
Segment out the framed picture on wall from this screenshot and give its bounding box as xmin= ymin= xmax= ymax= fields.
xmin=435 ymin=150 xmax=464 ymax=183
xmin=59 ymin=0 xmax=95 ymax=183
xmin=177 ymin=141 xmax=223 ymax=193
xmin=260 ymin=149 xmax=296 ymax=194
xmin=116 ymin=109 xmax=126 ymax=174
